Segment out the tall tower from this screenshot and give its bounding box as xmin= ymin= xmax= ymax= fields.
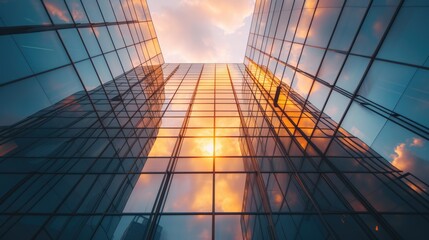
xmin=0 ymin=0 xmax=164 ymax=239
xmin=0 ymin=0 xmax=428 ymax=239
xmin=242 ymin=0 xmax=429 ymax=238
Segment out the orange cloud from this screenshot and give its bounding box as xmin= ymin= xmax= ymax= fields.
xmin=411 ymin=138 xmax=424 ymax=147
xmin=391 ymin=143 xmax=410 ymax=170
xmin=180 ymin=137 xmax=216 ymax=156
xmin=294 ymin=8 xmax=314 ymax=41
xmin=215 ymin=174 xmax=245 ymax=212
xmin=148 ymin=137 xmax=177 ymax=156
xmin=160 ymin=174 xmax=213 ymax=212
xmin=45 ymin=2 xmax=71 ymax=23
xmin=293 ymin=73 xmax=315 ymax=97
xmin=162 ymin=172 xmax=245 ymax=214
xmin=391 ymin=140 xmax=429 ymax=183
xmin=190 ymin=175 xmax=213 ymax=211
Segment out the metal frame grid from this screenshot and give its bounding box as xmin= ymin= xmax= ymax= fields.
xmin=1 ymin=0 xmax=429 ymax=239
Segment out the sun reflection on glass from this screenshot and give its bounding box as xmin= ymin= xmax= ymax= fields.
xmin=202 ymin=141 xmax=214 ymax=155
xmin=196 ymin=137 xmax=223 ymax=156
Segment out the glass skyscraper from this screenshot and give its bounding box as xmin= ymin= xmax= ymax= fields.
xmin=1 ymin=0 xmax=428 ymax=239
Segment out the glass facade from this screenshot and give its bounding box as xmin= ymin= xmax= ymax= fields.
xmin=1 ymin=0 xmax=429 ymax=239
xmin=0 ymin=0 xmax=163 ymax=126
xmin=244 ymin=0 xmax=429 ymax=183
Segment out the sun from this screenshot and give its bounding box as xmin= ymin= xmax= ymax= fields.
xmin=202 ymin=142 xmax=214 ymax=156
xmin=194 ymin=137 xmax=223 ymax=156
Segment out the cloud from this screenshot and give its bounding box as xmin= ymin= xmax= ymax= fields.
xmin=151 ymin=6 xmax=217 ymax=62
xmin=45 ymin=2 xmax=71 ymax=23
xmin=183 ymin=0 xmax=254 ymax=34
xmin=148 ymin=0 xmax=254 ymax=62
xmin=71 ymin=3 xmax=84 ymax=21
xmin=293 ymin=72 xmax=318 ymax=98
xmin=411 ymin=137 xmax=424 ymax=147
xmin=391 ymin=139 xmax=429 ymax=183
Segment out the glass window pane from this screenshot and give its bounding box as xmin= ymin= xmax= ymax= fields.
xmin=298 ymin=46 xmax=324 ymax=76
xmin=105 ymin=52 xmax=123 ymax=78
xmin=351 ymin=5 xmax=398 ymax=56
xmin=148 ymin=138 xmax=177 ymax=157
xmin=341 ymin=102 xmax=387 ymax=145
xmin=118 ymin=48 xmax=133 ymax=73
xmin=308 ymin=82 xmax=330 ymax=111
xmin=81 ymin=1 xmax=103 ymax=23
xmin=215 ymin=215 xmax=243 ymax=240
xmin=65 ymin=0 xmax=89 ymax=23
xmin=140 ymin=22 xmax=152 ymax=41
xmin=141 ymin=158 xmax=170 ymax=172
xmin=215 ymin=157 xmax=245 ymax=171
xmin=0 ymin=36 xmax=33 ymax=84
xmin=163 ymin=174 xmax=212 ymax=212
xmin=329 ymin=6 xmax=366 ymax=51
xmin=79 ymin=28 xmax=102 ymax=57
xmin=0 ymin=78 xmax=50 ymax=126
xmin=395 ymin=69 xmax=429 ymax=128
xmin=158 ymin=215 xmax=211 ymax=239
xmin=292 ymin=72 xmax=313 ymax=99
xmin=215 ymin=137 xmax=242 ymax=156
xmin=108 ymin=25 xmax=126 ymax=49
xmin=14 ymin=31 xmax=70 ymax=73
xmin=285 ymin=9 xmax=301 ymax=41
xmin=378 ymin=6 xmax=429 ymax=66
xmin=325 ymin=91 xmax=351 ymax=123
xmin=307 ymin=7 xmax=341 ymax=48
xmin=127 ymin=46 xmax=141 ymax=68
xmin=175 ymin=158 xmax=213 ymax=172
xmin=180 ymin=137 xmax=214 ymax=157
xmin=0 ymin=0 xmax=50 ymax=26
xmin=95 ymin=27 xmax=114 ymax=53
xmin=110 ymin=0 xmax=126 ymax=21
xmin=123 ymin=174 xmax=163 ymax=213
xmin=97 ymin=0 xmax=116 ymax=22
xmin=92 ymin=56 xmax=112 ymax=84
xmin=75 ymin=60 xmax=101 ymax=91
xmin=215 ymin=174 xmax=246 ymax=212
xmin=58 ymin=29 xmax=88 ymax=62
xmin=294 ymin=8 xmax=315 ymax=43
xmin=359 ymin=61 xmax=415 ymax=110
xmin=120 ymin=24 xmax=134 ymax=46
xmin=36 ymin=66 xmax=84 ymax=103
xmin=336 ymin=55 xmax=370 ymax=93
xmin=318 ymin=51 xmax=346 ymax=85
xmin=188 ymin=117 xmax=214 ymax=128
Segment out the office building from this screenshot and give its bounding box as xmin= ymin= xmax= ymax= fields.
xmin=0 ymin=0 xmax=428 ymax=239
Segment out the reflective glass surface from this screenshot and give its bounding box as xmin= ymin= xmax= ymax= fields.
xmin=1 ymin=0 xmax=429 ymax=239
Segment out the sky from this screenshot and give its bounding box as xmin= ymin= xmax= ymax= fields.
xmin=147 ymin=0 xmax=255 ymax=63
